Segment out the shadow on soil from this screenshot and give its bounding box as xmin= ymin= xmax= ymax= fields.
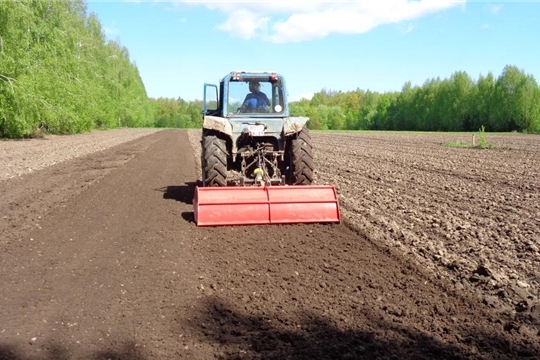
xmin=158 ymin=182 xmax=199 ymax=205
xmin=0 ymin=341 xmax=146 ymax=360
xmin=158 ymin=183 xmax=199 ymax=223
xmin=186 ymin=296 xmax=538 ymax=360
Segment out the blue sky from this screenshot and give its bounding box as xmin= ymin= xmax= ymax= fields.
xmin=86 ymin=1 xmax=540 ymax=102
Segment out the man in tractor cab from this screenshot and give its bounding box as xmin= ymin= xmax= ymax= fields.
xmin=241 ymin=80 xmax=270 ymax=111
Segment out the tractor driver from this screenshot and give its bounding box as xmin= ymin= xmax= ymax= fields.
xmin=241 ymin=80 xmax=270 ymax=111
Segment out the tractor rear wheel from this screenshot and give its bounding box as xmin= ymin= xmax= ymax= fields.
xmin=202 ymin=133 xmax=227 ymax=186
xmin=288 ymin=127 xmax=314 ymax=185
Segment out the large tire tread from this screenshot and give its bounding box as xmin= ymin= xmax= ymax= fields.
xmin=290 ymin=127 xmax=314 ymax=185
xmin=202 ymin=134 xmax=227 ymax=187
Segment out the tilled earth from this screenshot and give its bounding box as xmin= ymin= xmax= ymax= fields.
xmin=1 ymin=129 xmax=539 ymax=359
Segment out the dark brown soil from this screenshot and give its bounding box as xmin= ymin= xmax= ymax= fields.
xmin=1 ymin=130 xmax=539 ymax=359
xmin=313 ymin=132 xmax=540 ymax=319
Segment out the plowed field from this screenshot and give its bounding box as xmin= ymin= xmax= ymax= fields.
xmin=1 ymin=129 xmax=539 ymax=359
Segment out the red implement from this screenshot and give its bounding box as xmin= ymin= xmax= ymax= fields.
xmin=193 ymin=185 xmax=341 ymax=226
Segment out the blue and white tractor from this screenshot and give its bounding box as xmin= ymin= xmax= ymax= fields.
xmin=201 ymin=71 xmax=313 ymax=187
xmin=194 ymin=71 xmax=340 ymax=227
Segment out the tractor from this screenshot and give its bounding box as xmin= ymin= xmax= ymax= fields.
xmin=193 ymin=71 xmax=340 ymax=226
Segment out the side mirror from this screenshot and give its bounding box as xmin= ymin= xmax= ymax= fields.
xmin=203 ymin=83 xmax=218 ymax=115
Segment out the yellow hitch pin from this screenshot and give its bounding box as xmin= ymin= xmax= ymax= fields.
xmin=253 ymin=168 xmax=264 ymax=185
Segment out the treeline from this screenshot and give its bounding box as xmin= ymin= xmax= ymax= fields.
xmin=291 ymin=65 xmax=540 ymax=133
xmin=0 ymin=0 xmax=154 ymax=138
xmin=150 ymin=97 xmax=202 ymax=129
xmin=2 ymin=2 xmax=538 ymax=138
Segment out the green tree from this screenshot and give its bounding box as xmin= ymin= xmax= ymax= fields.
xmin=0 ymin=0 xmax=154 ymax=138
xmin=470 ymin=72 xmax=495 ymax=131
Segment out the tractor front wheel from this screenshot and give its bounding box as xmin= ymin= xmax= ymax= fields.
xmin=202 ymin=133 xmax=227 ymax=186
xmin=287 ymin=127 xmax=314 ymax=185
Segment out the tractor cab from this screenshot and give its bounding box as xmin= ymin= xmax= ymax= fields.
xmin=204 ymin=71 xmax=288 ymax=118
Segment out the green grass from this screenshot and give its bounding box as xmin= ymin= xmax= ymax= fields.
xmin=443 ymin=140 xmax=474 ymax=148
xmin=442 ymin=126 xmax=494 ymax=149
xmin=477 ymin=125 xmax=493 ymax=149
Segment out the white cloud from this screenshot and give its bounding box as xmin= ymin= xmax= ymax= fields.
xmin=217 ymin=9 xmax=270 ymax=39
xmin=399 ymin=23 xmax=416 ymax=34
xmin=184 ymin=0 xmax=464 ymax=43
xmin=104 ymin=26 xmax=120 ymax=37
xmin=489 ymin=4 xmax=503 ymax=15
